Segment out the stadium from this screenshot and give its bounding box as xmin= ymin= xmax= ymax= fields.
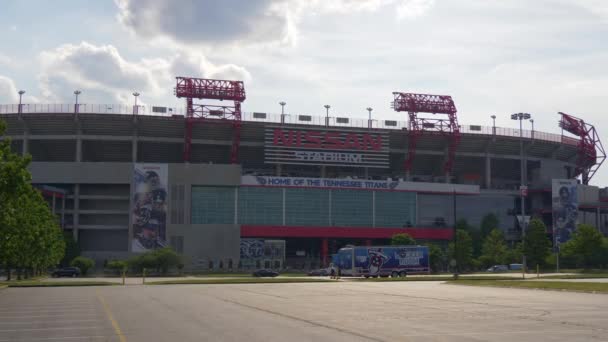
xmin=1 ymin=77 xmax=607 ymax=271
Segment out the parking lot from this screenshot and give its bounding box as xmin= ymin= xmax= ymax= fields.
xmin=1 ymin=281 xmax=607 ymax=341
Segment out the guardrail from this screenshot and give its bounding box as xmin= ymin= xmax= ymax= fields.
xmin=0 ymin=103 xmax=579 ymax=146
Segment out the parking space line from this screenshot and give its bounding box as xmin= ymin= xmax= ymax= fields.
xmin=0 ymin=326 xmax=100 ymax=332
xmin=0 ymin=319 xmax=100 ymax=325
xmin=96 ymin=290 xmax=126 ymax=342
xmin=0 ymin=335 xmax=111 ymax=341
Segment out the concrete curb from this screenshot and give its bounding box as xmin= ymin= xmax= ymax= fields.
xmin=0 ymin=285 xmax=8 ymax=291
xmin=444 ymin=282 xmax=608 ymax=295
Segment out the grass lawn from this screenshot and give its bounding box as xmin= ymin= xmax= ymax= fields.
xmin=357 ymin=275 xmax=518 ymax=282
xmin=147 ymin=277 xmax=332 ymax=285
xmin=189 ymin=273 xmax=308 ymax=278
xmin=540 ymin=274 xmax=608 ymax=279
xmin=448 ymin=280 xmax=608 ymax=293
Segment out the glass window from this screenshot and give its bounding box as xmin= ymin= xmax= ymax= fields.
xmin=238 ymin=187 xmax=282 ymax=225
xmin=332 ymin=190 xmax=373 ymax=226
xmin=191 ymin=187 xmax=235 ymax=224
xmin=375 ymin=191 xmax=417 ymax=227
xmin=285 ymin=188 xmax=330 ymax=226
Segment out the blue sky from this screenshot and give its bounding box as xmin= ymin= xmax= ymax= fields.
xmin=1 ymin=0 xmax=608 ymax=185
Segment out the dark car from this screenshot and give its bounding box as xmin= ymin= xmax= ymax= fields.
xmin=307 ymin=268 xmax=329 ymax=276
xmin=52 ymin=267 xmax=81 ymax=278
xmin=252 ymin=269 xmax=279 ymax=277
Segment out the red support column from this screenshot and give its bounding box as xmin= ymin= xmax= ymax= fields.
xmin=321 ymin=238 xmax=329 ymax=267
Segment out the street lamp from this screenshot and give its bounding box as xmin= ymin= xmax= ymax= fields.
xmin=511 ymin=112 xmax=532 ymax=279
xmin=74 ymin=90 xmax=81 ymax=114
xmin=132 ymin=92 xmax=140 ymax=115
xmin=18 ymin=90 xmax=25 ymax=115
xmin=279 ymin=101 xmax=286 ymax=124
xmin=366 ymin=107 xmax=373 ymax=130
xmin=324 ymin=105 xmax=331 ymax=127
xmin=491 ymin=115 xmax=496 ymax=135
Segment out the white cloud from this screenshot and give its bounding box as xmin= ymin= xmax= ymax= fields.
xmin=0 ymin=75 xmax=19 ymax=103
xmin=114 ymin=0 xmax=433 ymax=49
xmin=115 ymin=0 xmax=295 ymax=46
xmin=37 ymin=42 xmax=250 ymax=104
xmin=396 ymin=0 xmax=435 ymax=19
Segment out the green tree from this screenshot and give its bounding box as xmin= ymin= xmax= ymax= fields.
xmin=456 ymin=219 xmax=481 ymax=258
xmin=391 ymin=233 xmax=416 ymax=246
xmin=152 ymin=248 xmax=182 ymax=274
xmin=478 ymin=229 xmax=508 ymax=268
xmin=70 ymin=256 xmax=95 ymax=276
xmin=448 ymin=229 xmax=474 ymax=271
xmin=480 ymin=213 xmax=500 ymax=240
xmin=523 ymin=218 xmax=551 ymax=269
xmin=61 ymin=232 xmax=80 ymax=267
xmin=0 ymin=119 xmax=65 ymax=280
xmin=560 ymin=224 xmax=606 ymax=268
xmin=428 ymin=244 xmax=444 ymax=273
xmin=106 ymin=260 xmax=128 ymax=275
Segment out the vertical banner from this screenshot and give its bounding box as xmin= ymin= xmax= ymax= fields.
xmin=131 ymin=164 xmax=168 ymax=252
xmin=552 ymin=179 xmax=578 ymax=245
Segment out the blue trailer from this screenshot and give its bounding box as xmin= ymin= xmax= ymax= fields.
xmin=333 ymin=245 xmax=430 ymax=277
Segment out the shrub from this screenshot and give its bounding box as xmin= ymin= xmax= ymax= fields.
xmin=70 ymin=256 xmax=95 ymax=275
xmin=106 ymin=260 xmax=128 ymax=274
xmin=128 ymin=248 xmax=183 ymax=275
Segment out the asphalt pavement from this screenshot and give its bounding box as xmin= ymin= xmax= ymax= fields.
xmin=1 ymin=281 xmax=607 ymax=341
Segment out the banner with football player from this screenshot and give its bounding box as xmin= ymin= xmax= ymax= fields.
xmin=131 ymin=164 xmax=168 ymax=252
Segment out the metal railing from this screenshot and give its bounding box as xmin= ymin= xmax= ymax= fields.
xmin=0 ymin=103 xmax=579 ymax=146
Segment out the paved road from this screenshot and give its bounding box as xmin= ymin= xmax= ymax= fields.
xmin=1 ymin=281 xmax=607 ymax=341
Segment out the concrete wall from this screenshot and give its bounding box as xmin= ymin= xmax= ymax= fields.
xmin=167 ymin=224 xmax=241 ymax=271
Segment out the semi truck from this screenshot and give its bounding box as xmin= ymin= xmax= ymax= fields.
xmin=332 ymin=245 xmax=430 ymax=277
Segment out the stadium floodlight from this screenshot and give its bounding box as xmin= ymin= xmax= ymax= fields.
xmin=279 ymin=101 xmax=286 ymax=124
xmin=324 ymin=105 xmax=331 ymax=127
xmin=132 ymin=92 xmax=140 ymax=115
xmin=74 ymin=90 xmax=82 ymax=114
xmin=366 ymin=107 xmax=373 ymax=129
xmin=491 ymin=115 xmax=496 ymax=135
xmin=17 ymin=90 xmax=25 ymax=115
xmin=511 ymin=112 xmax=533 ymax=279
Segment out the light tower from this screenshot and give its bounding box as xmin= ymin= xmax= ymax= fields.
xmin=74 ymin=90 xmax=81 ymax=114
xmin=175 ymin=77 xmax=246 ymax=163
xmin=324 ymin=105 xmax=331 ymax=127
xmin=279 ymin=101 xmax=286 ymax=124
xmin=132 ymin=92 xmax=140 ymax=115
xmin=17 ymin=90 xmax=25 ymax=115
xmin=559 ymin=112 xmax=605 ymax=185
xmin=392 ymin=92 xmax=460 ymax=181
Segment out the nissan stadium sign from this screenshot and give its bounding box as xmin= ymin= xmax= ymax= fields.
xmin=265 ymin=126 xmax=389 ymax=168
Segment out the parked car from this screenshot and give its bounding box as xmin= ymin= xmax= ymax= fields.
xmin=486 ymin=265 xmax=509 ymax=273
xmin=252 ymin=269 xmax=279 ymax=277
xmin=52 ymin=267 xmax=81 ymax=278
xmin=307 ymin=268 xmax=329 ymax=276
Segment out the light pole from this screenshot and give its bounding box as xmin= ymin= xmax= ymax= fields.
xmin=18 ymin=90 xmax=25 ymax=115
xmin=530 ymin=119 xmax=534 ymax=139
xmin=324 ymin=105 xmax=331 ymax=127
xmin=279 ymin=101 xmax=286 ymax=124
xmin=132 ymin=92 xmax=140 ymax=115
xmin=491 ymin=115 xmax=496 ymax=135
xmin=366 ymin=107 xmax=373 ymax=130
xmin=74 ymin=90 xmax=81 ymax=114
xmin=511 ymin=112 xmax=532 ymax=279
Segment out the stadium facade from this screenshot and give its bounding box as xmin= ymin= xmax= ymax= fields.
xmin=1 ymin=98 xmax=607 ymax=271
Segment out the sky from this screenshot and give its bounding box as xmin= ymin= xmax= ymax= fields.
xmin=1 ymin=0 xmax=607 ymax=185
